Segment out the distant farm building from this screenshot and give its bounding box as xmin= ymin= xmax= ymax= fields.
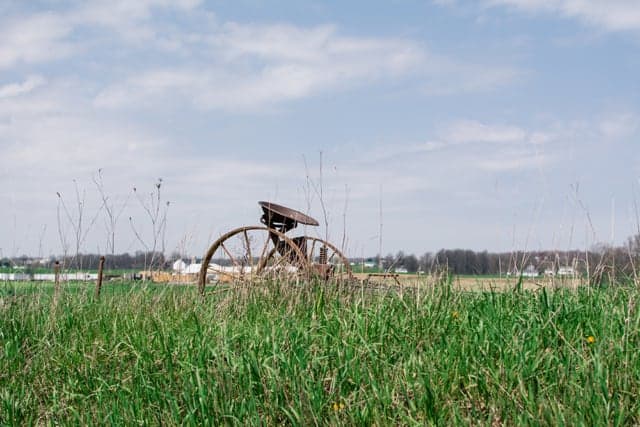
xmin=172 ymin=259 xmax=187 ymax=273
xmin=184 ymin=263 xmax=202 ymax=274
xmin=558 ymin=266 xmax=576 ymax=277
xmin=507 ymin=265 xmax=539 ymax=278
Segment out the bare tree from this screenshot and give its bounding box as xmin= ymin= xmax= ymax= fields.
xmin=129 ymin=178 xmax=170 ymax=273
xmin=340 ymin=183 xmax=350 ymax=255
xmin=93 ymin=169 xmax=130 ymax=258
xmin=56 ymin=179 xmax=103 ymax=271
xmin=302 ymin=152 xmax=330 ymax=242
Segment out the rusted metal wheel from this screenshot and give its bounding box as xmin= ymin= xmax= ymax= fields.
xmin=298 ymin=237 xmax=353 ymax=282
xmin=197 ymin=226 xmax=305 ymax=295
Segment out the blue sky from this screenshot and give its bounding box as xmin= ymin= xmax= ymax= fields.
xmin=1 ymin=0 xmax=639 ymax=258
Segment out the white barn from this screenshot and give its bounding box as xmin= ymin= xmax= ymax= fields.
xmin=172 ymin=259 xmax=188 ymax=273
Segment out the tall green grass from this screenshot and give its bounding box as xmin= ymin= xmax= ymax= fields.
xmin=1 ymin=281 xmax=639 ymax=425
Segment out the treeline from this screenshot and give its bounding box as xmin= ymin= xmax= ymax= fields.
xmin=2 ymin=251 xmax=168 ymax=271
xmin=5 ymin=234 xmax=640 ymax=281
xmin=366 ymin=233 xmax=640 ymax=280
xmin=370 ymin=249 xmax=634 ymax=275
xmin=372 ymin=250 xmax=591 ymax=275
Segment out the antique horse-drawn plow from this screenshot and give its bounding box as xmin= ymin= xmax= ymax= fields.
xmin=198 ymin=201 xmax=352 ymax=294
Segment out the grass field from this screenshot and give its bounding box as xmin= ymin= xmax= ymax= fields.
xmin=1 ymin=279 xmax=639 ymax=425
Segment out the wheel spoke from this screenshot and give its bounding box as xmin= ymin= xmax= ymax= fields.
xmin=256 ymin=238 xmax=273 ymax=273
xmin=198 ymin=226 xmax=309 ymax=291
xmin=258 ymin=235 xmax=270 ymax=264
xmin=220 ymin=242 xmax=240 ymax=269
xmin=243 ymin=230 xmax=252 ymax=267
xmin=256 ymin=248 xmax=273 ymax=273
xmin=309 ymin=238 xmax=317 ymax=262
xmin=304 ymin=237 xmax=352 ymax=280
xmin=273 ymin=246 xmax=293 ymax=268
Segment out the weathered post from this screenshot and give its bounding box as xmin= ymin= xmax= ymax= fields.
xmin=54 ymin=261 xmax=61 ymax=295
xmin=95 ymin=256 xmax=105 ymax=299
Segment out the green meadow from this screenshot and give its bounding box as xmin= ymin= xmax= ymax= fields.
xmin=1 ymin=280 xmax=639 ymax=425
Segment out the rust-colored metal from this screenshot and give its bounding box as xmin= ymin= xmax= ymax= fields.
xmin=319 ymin=246 xmax=328 ymax=265
xmin=197 ymin=226 xmax=306 ymax=295
xmin=198 ymin=201 xmax=353 ymax=295
xmin=259 ymin=201 xmax=319 ymax=233
xmin=95 ymin=256 xmax=105 ymax=299
xmin=299 ymin=236 xmax=352 ymax=281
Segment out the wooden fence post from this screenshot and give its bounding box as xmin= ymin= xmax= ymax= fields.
xmin=95 ymin=256 xmax=105 ymax=299
xmin=54 ymin=261 xmax=60 ymax=295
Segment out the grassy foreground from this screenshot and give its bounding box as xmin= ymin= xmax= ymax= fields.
xmin=1 ymin=281 xmax=640 ymax=425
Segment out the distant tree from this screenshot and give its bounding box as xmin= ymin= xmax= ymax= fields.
xmin=418 ymin=252 xmax=433 ymax=272
xmin=464 ymin=249 xmax=476 ymax=274
xmin=477 ymin=251 xmax=490 ymax=275
xmin=382 ymin=253 xmax=395 ymax=270
xmin=404 ymin=254 xmax=419 ymax=273
xmin=628 ymin=234 xmax=640 ymax=257
xmin=24 ymin=262 xmax=36 ymax=275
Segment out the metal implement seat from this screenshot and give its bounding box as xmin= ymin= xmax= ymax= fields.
xmin=258 ymin=201 xmax=319 ymax=233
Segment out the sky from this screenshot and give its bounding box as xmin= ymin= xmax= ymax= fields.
xmin=1 ymin=0 xmax=640 ymax=259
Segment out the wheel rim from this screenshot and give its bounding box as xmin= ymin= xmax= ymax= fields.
xmin=198 ymin=226 xmax=305 ymax=294
xmin=297 ymin=237 xmax=352 ymax=281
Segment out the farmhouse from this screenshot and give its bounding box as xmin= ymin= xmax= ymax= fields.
xmin=558 ymin=266 xmax=576 ymax=277
xmin=507 ymin=265 xmax=539 ymax=277
xmin=522 ymin=265 xmax=539 ymax=277
xmin=172 ymin=259 xmax=188 ymax=273
xmin=184 ymin=263 xmax=202 ymax=274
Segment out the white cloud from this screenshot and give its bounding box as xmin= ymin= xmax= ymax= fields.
xmin=0 ymin=80 xmax=302 ymax=255
xmin=2 ymin=88 xmax=639 ymax=255
xmin=94 ymin=23 xmax=428 ymax=111
xmin=1 ymin=3 xmax=523 ymax=110
xmin=360 ymin=120 xmax=554 ymax=171
xmin=212 ymin=23 xmax=422 ymax=75
xmin=74 ymin=0 xmax=202 ymax=24
xmin=365 ymin=111 xmax=640 ymax=182
xmin=94 ymin=66 xmax=334 ymax=111
xmin=445 ymin=122 xmax=553 ymax=172
xmin=0 ymin=106 xmax=286 ymax=198
xmin=0 ymin=75 xmax=46 ymax=99
xmin=68 ymin=0 xmax=204 ymax=44
xmin=422 ymin=60 xmax=522 ymax=95
xmin=441 ymin=120 xmax=528 ymax=144
xmin=476 ymin=148 xmax=548 ymax=171
xmin=0 ymin=0 xmax=205 ymax=70
xmin=94 ymin=21 xmax=521 ymax=111
xmin=362 ymin=120 xmax=541 ymax=168
xmin=486 ymin=0 xmax=640 ymax=32
xmin=598 ymin=113 xmax=640 ymax=140
xmin=0 ymin=13 xmax=75 ymax=69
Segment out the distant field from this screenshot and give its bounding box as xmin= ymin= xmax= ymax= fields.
xmin=0 ymin=268 xmax=137 ymax=274
xmin=1 ymin=279 xmax=639 ymax=425
xmin=353 ymin=273 xmax=584 ymax=291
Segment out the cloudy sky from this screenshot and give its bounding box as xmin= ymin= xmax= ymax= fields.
xmin=1 ymin=0 xmax=639 ymax=259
